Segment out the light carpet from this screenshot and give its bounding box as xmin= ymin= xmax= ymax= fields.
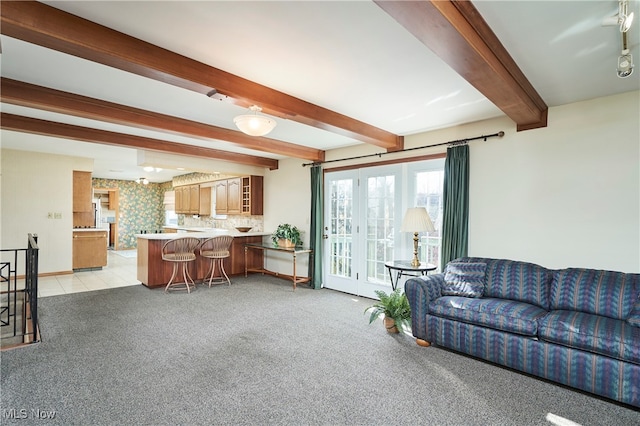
xmin=1 ymin=275 xmax=638 ymax=425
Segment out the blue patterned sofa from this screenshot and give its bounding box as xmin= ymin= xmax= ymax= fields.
xmin=405 ymin=257 xmax=640 ymax=407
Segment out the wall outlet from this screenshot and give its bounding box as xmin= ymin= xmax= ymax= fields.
xmin=54 ymin=212 xmax=62 ymax=219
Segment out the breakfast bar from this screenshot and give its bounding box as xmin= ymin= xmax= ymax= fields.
xmin=136 ymin=230 xmax=267 ymax=288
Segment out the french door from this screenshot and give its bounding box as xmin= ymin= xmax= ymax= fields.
xmin=323 ymin=167 xmax=401 ymax=298
xmin=322 ymin=160 xmax=445 ymax=298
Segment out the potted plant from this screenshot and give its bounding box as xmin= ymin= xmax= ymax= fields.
xmin=364 ymin=289 xmax=411 ymax=333
xmin=272 ymin=223 xmax=302 ymax=248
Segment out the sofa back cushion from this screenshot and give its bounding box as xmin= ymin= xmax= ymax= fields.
xmin=453 ymin=258 xmax=552 ymax=309
xmin=628 ymin=298 xmax=640 ymax=327
xmin=550 ymin=268 xmax=640 ymax=320
xmin=442 ymin=262 xmax=486 ymax=297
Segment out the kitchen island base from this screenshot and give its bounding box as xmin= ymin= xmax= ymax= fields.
xmin=137 ymin=234 xmax=263 ymax=288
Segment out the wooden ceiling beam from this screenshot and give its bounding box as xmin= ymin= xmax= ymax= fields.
xmin=375 ymin=0 xmax=548 ymax=131
xmin=0 ymin=0 xmax=403 ymax=150
xmin=0 ymin=78 xmax=324 ymax=162
xmin=0 ymin=113 xmax=279 ymax=170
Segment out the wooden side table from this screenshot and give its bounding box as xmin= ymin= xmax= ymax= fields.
xmin=384 ymin=260 xmax=436 ymax=290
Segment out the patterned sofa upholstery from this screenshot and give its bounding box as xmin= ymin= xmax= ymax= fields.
xmin=405 ymin=257 xmax=640 ymax=407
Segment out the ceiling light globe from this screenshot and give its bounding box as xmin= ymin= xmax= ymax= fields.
xmin=233 ymin=105 xmax=277 ymax=136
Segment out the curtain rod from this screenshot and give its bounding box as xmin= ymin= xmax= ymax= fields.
xmin=302 ymin=131 xmax=504 ymax=167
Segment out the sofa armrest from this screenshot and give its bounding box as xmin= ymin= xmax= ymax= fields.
xmin=405 ymin=273 xmax=444 ymax=340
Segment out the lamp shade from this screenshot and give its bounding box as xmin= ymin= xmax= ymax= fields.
xmin=400 ymin=207 xmax=435 ymax=233
xmin=233 ymin=105 xmax=277 ymax=136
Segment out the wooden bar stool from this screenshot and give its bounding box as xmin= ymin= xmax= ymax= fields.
xmin=161 ymin=237 xmax=201 ymax=293
xmin=199 ymin=235 xmax=234 ymax=287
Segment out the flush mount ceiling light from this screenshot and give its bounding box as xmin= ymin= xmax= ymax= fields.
xmin=143 ymin=166 xmax=163 ymax=173
xmin=135 ymin=177 xmax=149 ymax=185
xmin=233 ymin=105 xmax=277 ymax=137
xmin=603 ymin=0 xmax=635 ymax=32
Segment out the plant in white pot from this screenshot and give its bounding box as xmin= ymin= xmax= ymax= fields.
xmin=272 ymin=223 xmax=302 ymax=248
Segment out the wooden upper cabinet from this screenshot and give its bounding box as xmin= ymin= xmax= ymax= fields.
xmin=175 ymin=186 xmax=190 ymax=214
xmin=73 ymin=171 xmax=92 ymax=212
xmin=189 ymin=185 xmax=200 ymax=214
xmin=175 ymin=186 xmax=183 ymax=213
xmin=108 ymin=190 xmax=118 ymax=211
xmin=241 ymin=176 xmax=263 ymax=216
xmin=174 ymin=184 xmax=210 ymax=215
xmin=199 ymin=186 xmax=211 ymax=216
xmin=226 ymin=178 xmax=241 ymax=215
xmin=215 ymin=180 xmax=228 ymax=214
xmin=213 ymin=176 xmax=262 ymax=216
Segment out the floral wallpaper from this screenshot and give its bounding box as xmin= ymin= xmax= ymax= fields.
xmin=93 ymin=178 xmax=169 ymax=249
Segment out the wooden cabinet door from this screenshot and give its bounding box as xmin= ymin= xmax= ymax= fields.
xmin=73 ymin=231 xmax=107 ymax=269
xmin=199 ymin=186 xmax=211 ymax=216
xmin=175 ymin=187 xmax=183 ymax=213
xmin=215 ymin=180 xmax=228 ymax=214
xmin=108 ymin=190 xmax=119 ymax=211
xmin=189 ymin=185 xmax=200 ymax=214
xmin=177 ymin=186 xmax=190 ymax=214
xmin=73 ymin=171 xmax=92 ymax=212
xmin=227 ymin=178 xmax=241 ymax=214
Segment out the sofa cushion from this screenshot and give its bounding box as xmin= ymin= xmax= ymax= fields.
xmin=550 ymin=268 xmax=640 ymax=320
xmin=455 ymin=258 xmax=552 ymax=309
xmin=628 ymin=296 xmax=640 ymax=327
xmin=538 ymin=310 xmax=640 ymax=365
xmin=429 ymin=296 xmax=548 ymax=336
xmin=442 ymin=262 xmax=486 ymax=297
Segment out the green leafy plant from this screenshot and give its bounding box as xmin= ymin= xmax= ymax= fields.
xmin=271 ymin=223 xmax=302 ymax=246
xmin=364 ymin=289 xmax=411 ymax=332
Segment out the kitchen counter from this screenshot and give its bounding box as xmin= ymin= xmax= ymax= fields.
xmin=153 ymin=227 xmax=270 ymax=239
xmin=137 ymin=232 xmax=266 ymax=288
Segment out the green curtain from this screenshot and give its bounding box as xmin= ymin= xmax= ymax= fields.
xmin=441 ymin=144 xmax=469 ymax=270
xmin=309 ymin=165 xmax=323 ymax=289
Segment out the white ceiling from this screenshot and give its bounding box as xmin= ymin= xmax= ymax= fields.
xmin=1 ymin=0 xmax=638 ymax=183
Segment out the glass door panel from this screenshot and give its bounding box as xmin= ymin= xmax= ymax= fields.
xmin=324 ymin=172 xmax=358 ymax=294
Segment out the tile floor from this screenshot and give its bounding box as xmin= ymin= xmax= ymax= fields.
xmin=38 ymin=250 xmax=139 ymax=298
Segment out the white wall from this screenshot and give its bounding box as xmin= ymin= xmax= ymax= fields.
xmin=263 ymin=157 xmax=312 ymax=274
xmin=469 ymin=91 xmax=639 ymax=272
xmin=263 ymin=90 xmax=639 ymax=274
xmin=1 ymin=148 xmax=93 ymax=274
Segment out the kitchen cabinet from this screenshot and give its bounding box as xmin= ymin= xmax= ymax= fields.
xmin=189 ymin=185 xmax=200 ymax=214
xmin=175 ymin=186 xmax=191 ymax=214
xmin=215 ymin=176 xmax=262 ymax=215
xmin=73 ymin=230 xmax=108 ymax=270
xmin=175 ymin=185 xmax=210 ymax=215
xmin=241 ymin=176 xmax=263 ymax=215
xmin=108 ymin=190 xmax=119 ymax=210
xmin=227 ymin=178 xmax=241 ymax=214
xmin=73 ymin=171 xmax=92 ymax=212
xmin=175 ymin=186 xmax=184 ymax=213
xmin=214 ymin=180 xmax=228 ymax=214
xmin=199 ymin=186 xmax=211 ymax=216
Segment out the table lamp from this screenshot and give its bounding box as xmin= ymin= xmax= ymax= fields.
xmin=400 ymin=207 xmax=435 ymax=267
